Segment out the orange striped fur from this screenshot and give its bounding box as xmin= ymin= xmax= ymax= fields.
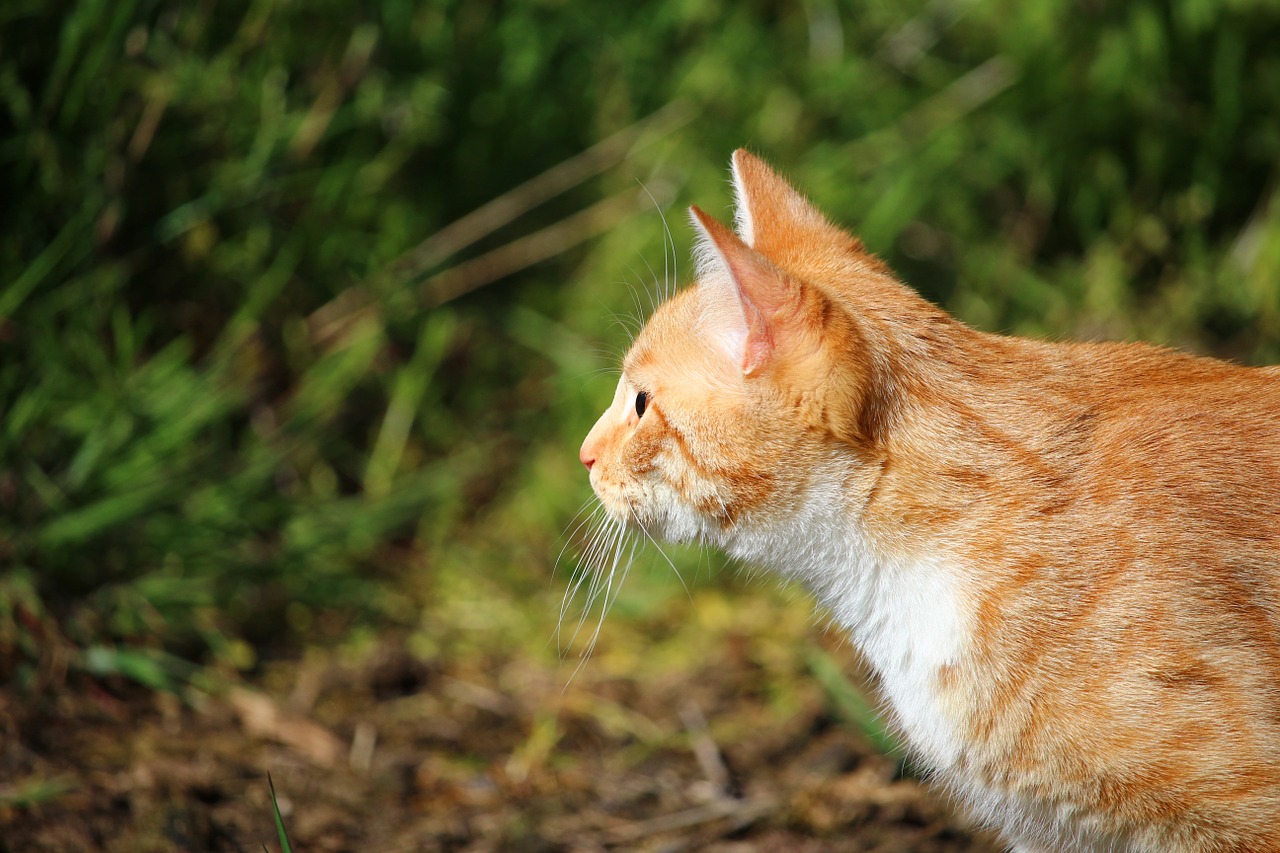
xmin=579 ymin=150 xmax=1280 ymax=852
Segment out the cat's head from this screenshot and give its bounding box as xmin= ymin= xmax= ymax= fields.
xmin=580 ymin=150 xmax=901 ymax=547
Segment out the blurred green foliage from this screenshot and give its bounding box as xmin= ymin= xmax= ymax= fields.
xmin=3 ymin=0 xmax=1280 ymax=682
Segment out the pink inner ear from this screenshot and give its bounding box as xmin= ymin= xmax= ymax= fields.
xmin=690 ymin=206 xmax=790 ymax=376
xmin=734 ymin=283 xmax=778 ymax=376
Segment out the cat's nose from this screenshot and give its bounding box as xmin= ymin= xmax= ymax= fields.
xmin=580 ymin=430 xmax=602 ymax=471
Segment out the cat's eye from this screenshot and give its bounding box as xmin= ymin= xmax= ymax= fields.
xmin=635 ymin=390 xmax=648 ymax=418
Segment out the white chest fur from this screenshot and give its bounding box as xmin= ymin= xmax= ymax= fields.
xmin=829 ymin=550 xmax=971 ymax=770
xmin=718 ymin=482 xmax=973 ymax=771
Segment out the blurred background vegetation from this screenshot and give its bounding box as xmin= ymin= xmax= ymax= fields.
xmin=4 ymin=0 xmax=1280 ymax=695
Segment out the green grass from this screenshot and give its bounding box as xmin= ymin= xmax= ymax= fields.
xmin=267 ymin=774 xmax=294 ymax=853
xmin=0 ymin=777 xmax=75 ymax=810
xmin=2 ymin=0 xmax=1279 ymax=697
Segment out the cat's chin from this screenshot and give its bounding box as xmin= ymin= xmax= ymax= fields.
xmin=606 ymin=500 xmax=720 ymax=549
xmin=651 ymin=512 xmax=733 ymax=550
xmin=639 ymin=519 xmax=702 ymax=548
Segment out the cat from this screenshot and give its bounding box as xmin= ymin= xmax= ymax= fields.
xmin=578 ymin=150 xmax=1280 ymax=852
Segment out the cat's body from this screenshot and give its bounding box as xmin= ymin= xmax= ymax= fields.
xmin=580 ymin=150 xmax=1280 ymax=852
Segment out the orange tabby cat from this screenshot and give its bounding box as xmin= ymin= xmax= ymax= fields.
xmin=579 ymin=150 xmax=1280 ymax=852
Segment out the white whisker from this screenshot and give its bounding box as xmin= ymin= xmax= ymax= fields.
xmin=551 ymin=498 xmax=604 ymax=584
xmin=558 ymin=510 xmax=613 ymax=640
xmin=578 ymin=525 xmax=631 ymax=657
xmin=638 ymin=180 xmax=680 ymax=302
xmin=619 ymin=274 xmax=648 ymax=338
xmin=635 ymin=251 xmax=662 ymax=317
xmin=630 ymin=504 xmax=691 ymax=601
xmin=566 ymin=513 xmax=623 ymax=641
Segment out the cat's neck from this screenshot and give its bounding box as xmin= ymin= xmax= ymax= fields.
xmin=718 ymin=447 xmax=974 ymax=769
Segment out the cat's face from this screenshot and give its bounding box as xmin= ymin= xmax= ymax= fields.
xmin=579 ymin=286 xmax=805 ymax=545
xmin=580 ymin=154 xmax=882 ymax=547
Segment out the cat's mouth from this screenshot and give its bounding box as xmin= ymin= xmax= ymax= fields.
xmin=590 ymin=472 xmax=721 ymax=547
xmin=590 ymin=486 xmax=666 ymax=539
xmin=594 ymin=488 xmax=645 ymax=530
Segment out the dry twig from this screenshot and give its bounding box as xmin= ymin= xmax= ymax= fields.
xmin=389 ymin=99 xmax=691 ymax=282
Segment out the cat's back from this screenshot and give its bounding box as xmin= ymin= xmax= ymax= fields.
xmin=953 ymin=335 xmax=1280 ymax=523
xmin=1063 ymin=341 xmax=1280 ymax=543
xmin=899 ymin=333 xmax=1280 ymax=561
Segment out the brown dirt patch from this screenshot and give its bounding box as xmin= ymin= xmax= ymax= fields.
xmin=1 ymin=621 xmax=1000 ymax=853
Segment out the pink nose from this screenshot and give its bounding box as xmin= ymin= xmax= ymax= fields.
xmin=580 ymin=446 xmax=595 ymax=470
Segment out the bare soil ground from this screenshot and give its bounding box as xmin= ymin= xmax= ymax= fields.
xmin=2 ymin=589 xmax=1001 ymax=852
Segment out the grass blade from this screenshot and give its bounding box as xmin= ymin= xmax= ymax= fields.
xmin=267 ymin=773 xmax=294 ymax=853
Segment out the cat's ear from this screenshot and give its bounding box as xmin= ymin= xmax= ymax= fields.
xmin=730 ymin=149 xmax=833 ymax=251
xmin=690 ymin=205 xmax=801 ymax=377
